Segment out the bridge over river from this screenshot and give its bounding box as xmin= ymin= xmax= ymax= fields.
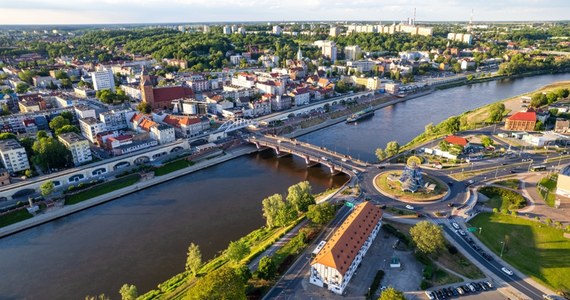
xmin=246 ymin=134 xmax=369 ymax=175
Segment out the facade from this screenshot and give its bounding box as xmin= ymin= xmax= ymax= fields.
xmin=290 ymin=87 xmax=310 ymax=106
xmin=0 ymin=139 xmax=30 ymax=173
xmin=447 ymin=33 xmax=473 ymax=44
xmin=58 ymin=132 xmax=92 ymax=166
xmin=140 ymin=73 xmax=194 ymax=109
xmin=91 ymin=68 xmax=115 ymax=91
xmin=161 ymin=115 xmax=210 ymax=138
xmin=309 ymin=202 xmax=383 ymax=295
xmin=74 ymin=105 xmax=97 ymax=119
xmin=99 ymin=109 xmax=130 ymax=131
xmin=150 ymin=124 xmax=176 ymax=144
xmin=314 ymin=40 xmax=337 ymax=62
xmin=79 ymin=117 xmax=106 ymax=143
xmin=555 ymin=119 xmax=570 ymax=133
xmin=344 ymin=45 xmax=362 ymax=61
xmin=329 ymin=27 xmax=340 ymax=37
xmin=504 ymin=111 xmax=537 ymax=131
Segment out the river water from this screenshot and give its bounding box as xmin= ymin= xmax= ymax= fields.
xmin=299 ymin=74 xmax=570 ymax=162
xmin=1 ymin=73 xmax=569 ymax=300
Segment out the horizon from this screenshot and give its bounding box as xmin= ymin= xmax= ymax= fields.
xmin=1 ymin=0 xmax=569 ymax=25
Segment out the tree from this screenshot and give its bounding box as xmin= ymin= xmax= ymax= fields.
xmin=375 ymin=148 xmax=386 ymax=161
xmin=441 ymin=116 xmax=460 ymax=134
xmin=40 ymin=181 xmax=55 ymax=198
xmin=60 ymin=111 xmax=74 ymax=123
xmin=56 ymin=125 xmax=80 ymax=135
xmin=438 ymin=140 xmax=450 ymax=151
xmin=36 ymin=130 xmax=49 ymax=140
xmin=185 ymin=242 xmax=202 ymax=276
xmin=84 ymin=295 xmax=109 ymax=300
xmin=137 ymin=101 xmax=152 ymax=114
xmin=534 ymin=120 xmax=544 ymax=131
xmin=186 ymin=265 xmax=247 ymax=300
xmin=118 ymin=284 xmax=138 ymax=300
xmin=306 ymin=202 xmax=336 ymax=225
xmin=379 ymin=287 xmax=406 ymax=300
xmin=410 ymin=221 xmax=446 ymax=254
xmin=226 ymin=239 xmax=250 ymax=263
xmin=16 ymin=83 xmax=29 ymax=94
xmin=49 ymin=116 xmax=70 ymax=132
xmin=487 ymin=103 xmax=505 ymax=123
xmin=255 ymin=256 xmax=277 ymax=280
xmin=262 ymin=193 xmax=296 ymax=228
xmin=32 ymin=137 xmax=72 ymax=171
xmin=480 ymin=136 xmax=494 ymax=148
xmin=385 ymin=141 xmax=400 ymax=158
xmin=286 ymin=181 xmax=315 ymax=214
xmin=0 ymin=133 xmax=16 ymax=140
xmin=424 ymin=122 xmax=435 ymax=135
xmin=234 ymin=263 xmax=252 ymax=282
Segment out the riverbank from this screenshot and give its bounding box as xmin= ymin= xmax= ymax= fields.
xmin=0 ymin=145 xmax=259 ymax=239
xmin=287 ymin=89 xmax=434 ymax=139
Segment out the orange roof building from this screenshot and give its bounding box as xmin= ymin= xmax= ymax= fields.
xmin=444 ymin=135 xmax=469 ymax=147
xmin=504 ymin=111 xmax=536 ymax=131
xmin=309 ymin=201 xmax=383 ymax=294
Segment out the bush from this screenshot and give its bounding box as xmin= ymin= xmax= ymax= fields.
xmin=447 ymin=245 xmax=458 ymax=254
xmin=420 ymin=280 xmax=431 ymax=289
xmin=366 ymin=269 xmax=385 ymax=299
xmin=382 ymin=224 xmax=410 ymax=245
xmin=423 ymin=264 xmax=434 ymax=279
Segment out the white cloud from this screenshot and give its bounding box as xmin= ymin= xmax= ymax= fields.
xmin=0 ymin=0 xmax=568 ymax=24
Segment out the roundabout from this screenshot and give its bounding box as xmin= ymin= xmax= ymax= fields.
xmin=372 ymin=156 xmax=450 ymax=203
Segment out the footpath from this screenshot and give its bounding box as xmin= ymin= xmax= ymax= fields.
xmin=0 ymin=145 xmax=259 ymax=239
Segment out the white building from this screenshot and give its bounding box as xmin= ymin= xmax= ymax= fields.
xmin=223 ymin=25 xmax=232 ymax=35
xmin=0 ymin=139 xmax=30 ymax=173
xmin=447 ymin=33 xmax=473 ymax=45
xmin=230 ymin=55 xmax=243 ymax=66
xmin=272 ymin=25 xmax=282 ymax=35
xmin=99 ymin=109 xmax=130 ymax=131
xmin=91 ymin=67 xmax=115 ymax=91
xmin=79 ymin=117 xmax=106 ymax=143
xmin=344 ymin=45 xmax=361 ymax=61
xmin=57 ymin=132 xmax=92 ymax=166
xmin=74 ymin=105 xmax=97 ymax=119
xmin=329 ymin=26 xmax=340 ymax=37
xmin=314 ymin=40 xmax=337 ymax=62
xmin=150 ymin=124 xmax=176 ymax=144
xmin=309 ymin=202 xmax=383 ymax=294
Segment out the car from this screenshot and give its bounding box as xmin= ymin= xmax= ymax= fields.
xmin=473 ymin=282 xmax=482 ymax=291
xmin=377 ymin=165 xmax=386 ymax=169
xmin=485 ymin=281 xmax=493 ymax=288
xmin=452 ymin=222 xmax=460 ymax=230
xmin=543 ymin=294 xmax=555 ymax=300
xmin=463 ymin=285 xmax=471 ymax=293
xmin=501 ymin=267 xmax=514 ymax=275
xmin=456 ymin=287 xmax=465 ymax=295
xmin=405 ymin=205 xmax=414 ymax=210
xmin=479 ymin=282 xmax=488 ymax=291
xmin=425 ymin=291 xmax=435 ymax=300
xmin=458 ymin=230 xmax=466 ymax=236
xmin=447 ymin=181 xmax=454 ymax=186
xmin=450 ymin=287 xmax=458 ymax=296
xmin=467 ymin=283 xmax=476 ymax=293
xmin=447 ymin=203 xmax=455 ymax=207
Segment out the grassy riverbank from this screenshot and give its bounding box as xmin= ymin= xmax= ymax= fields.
xmin=65 ymin=174 xmax=141 ymax=205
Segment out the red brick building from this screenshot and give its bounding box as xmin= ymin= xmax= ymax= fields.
xmin=504 ymin=111 xmax=536 ymax=131
xmin=140 ymin=74 xmax=194 ymax=109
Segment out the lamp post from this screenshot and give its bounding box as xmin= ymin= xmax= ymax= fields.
xmin=500 ymin=241 xmax=505 ymax=258
xmin=479 ymin=227 xmax=482 ymax=235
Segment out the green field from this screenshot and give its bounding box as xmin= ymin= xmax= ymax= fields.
xmin=154 ymin=159 xmax=194 ymax=176
xmin=0 ymin=209 xmax=33 ymax=228
xmin=469 ymin=213 xmax=570 ymax=294
xmin=538 ymin=176 xmax=557 ymax=207
xmin=478 ymin=186 xmax=526 ymax=211
xmin=494 ymin=179 xmax=521 ymax=190
xmin=65 ymin=174 xmax=141 ymax=205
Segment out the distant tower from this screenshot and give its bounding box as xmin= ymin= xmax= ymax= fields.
xmin=413 ymin=7 xmax=416 ymax=25
xmin=297 ymin=46 xmax=303 ymax=61
xmin=468 ymin=9 xmax=474 ymax=33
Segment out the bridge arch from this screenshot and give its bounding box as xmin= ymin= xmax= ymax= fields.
xmin=152 ymin=152 xmax=168 ymax=160
xmin=170 ymin=146 xmax=184 ymax=153
xmin=113 ymin=161 xmax=130 ymax=170
xmin=134 ymin=156 xmax=150 ymax=165
xmin=12 ymin=188 xmax=35 ymax=199
xmin=68 ymin=174 xmax=85 ymax=183
xmin=92 ymin=168 xmax=107 ymax=176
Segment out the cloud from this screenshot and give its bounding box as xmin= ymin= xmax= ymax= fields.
xmin=0 ymin=0 xmax=568 ymax=24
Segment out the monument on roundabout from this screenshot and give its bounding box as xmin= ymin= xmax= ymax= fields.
xmin=399 ymin=156 xmax=425 ymax=193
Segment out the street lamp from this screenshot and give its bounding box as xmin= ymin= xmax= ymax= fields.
xmin=479 ymin=227 xmax=482 ymax=235
xmin=500 ymin=241 xmax=505 ymax=258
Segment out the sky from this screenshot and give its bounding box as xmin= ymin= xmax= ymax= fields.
xmin=1 ymin=0 xmax=568 ymax=25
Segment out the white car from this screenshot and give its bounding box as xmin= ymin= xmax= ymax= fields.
xmin=405 ymin=205 xmax=414 ymax=210
xmin=452 ymin=222 xmax=460 ymax=230
xmin=501 ymin=267 xmax=514 ymax=276
xmin=425 ymin=291 xmax=434 ymax=300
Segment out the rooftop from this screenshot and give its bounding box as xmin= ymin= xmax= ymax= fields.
xmin=0 ymin=139 xmax=24 ymax=152
xmin=58 ymin=132 xmax=87 ymax=144
xmin=508 ymin=111 xmax=536 ymax=122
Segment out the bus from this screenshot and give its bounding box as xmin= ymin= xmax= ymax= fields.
xmin=530 ymin=165 xmax=547 ymax=172
xmin=312 ymin=240 xmax=327 ymax=257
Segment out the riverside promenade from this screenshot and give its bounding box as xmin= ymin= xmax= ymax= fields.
xmin=0 ymin=145 xmax=258 ymax=239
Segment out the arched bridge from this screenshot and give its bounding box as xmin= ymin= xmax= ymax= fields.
xmin=246 ymin=134 xmax=368 ymax=175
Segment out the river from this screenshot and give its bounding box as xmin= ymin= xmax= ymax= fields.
xmin=1 ymin=73 xmax=569 ymax=300
xmin=299 ymin=73 xmax=570 ymax=162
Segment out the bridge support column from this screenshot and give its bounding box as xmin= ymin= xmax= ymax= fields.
xmin=254 ymin=142 xmax=261 ymax=149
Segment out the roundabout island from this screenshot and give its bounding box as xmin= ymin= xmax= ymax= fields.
xmin=373 ymin=156 xmax=450 ymax=203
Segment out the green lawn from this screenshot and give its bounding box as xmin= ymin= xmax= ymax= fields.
xmin=0 ymin=209 xmax=33 ymax=228
xmin=494 ymin=179 xmax=521 ymax=190
xmin=154 ymin=160 xmax=194 ymax=176
xmin=375 ymin=172 xmax=448 ymax=201
xmin=538 ymin=176 xmax=557 ymax=207
xmin=65 ymin=174 xmax=141 ymax=205
xmin=468 ymin=213 xmax=570 ymax=294
xmin=478 ymin=186 xmax=526 ymax=211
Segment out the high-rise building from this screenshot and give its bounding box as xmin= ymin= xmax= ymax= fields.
xmin=0 ymin=139 xmax=30 ymax=173
xmin=314 ymin=40 xmax=337 ymax=62
xmin=344 ymin=45 xmax=362 ymax=61
xmin=223 ymin=25 xmax=231 ymax=35
xmin=91 ymin=67 xmax=115 ymax=91
xmin=329 ymin=26 xmax=340 ymax=37
xmin=272 ymin=25 xmax=282 ymax=35
xmin=58 ymin=132 xmax=92 ymax=166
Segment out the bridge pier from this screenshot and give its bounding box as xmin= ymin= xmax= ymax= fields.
xmin=304 ymin=156 xmax=319 ymax=167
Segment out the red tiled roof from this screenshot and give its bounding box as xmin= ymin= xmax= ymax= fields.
xmin=311 ymin=202 xmax=382 ymax=275
xmin=508 ymin=111 xmax=536 ymax=122
xmin=444 ymin=135 xmax=468 ymax=147
xmin=139 ymin=118 xmax=157 ymax=132
xmin=152 ymin=86 xmax=194 ymax=103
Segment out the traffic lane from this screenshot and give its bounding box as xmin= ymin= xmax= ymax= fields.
xmin=442 ymin=226 xmax=544 ymax=299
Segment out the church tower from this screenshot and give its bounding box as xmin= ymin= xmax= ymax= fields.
xmin=140 ymin=67 xmax=155 ymax=108
xmin=297 ymin=46 xmax=303 ymax=61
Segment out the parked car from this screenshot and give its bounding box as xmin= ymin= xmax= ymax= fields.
xmin=425 ymin=291 xmax=435 ymax=300
xmin=502 ymin=267 xmax=514 ymax=275
xmin=405 ymin=204 xmax=415 ymax=210
xmin=452 ymin=222 xmax=460 ymax=230
xmin=485 ymin=281 xmax=493 ymax=288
